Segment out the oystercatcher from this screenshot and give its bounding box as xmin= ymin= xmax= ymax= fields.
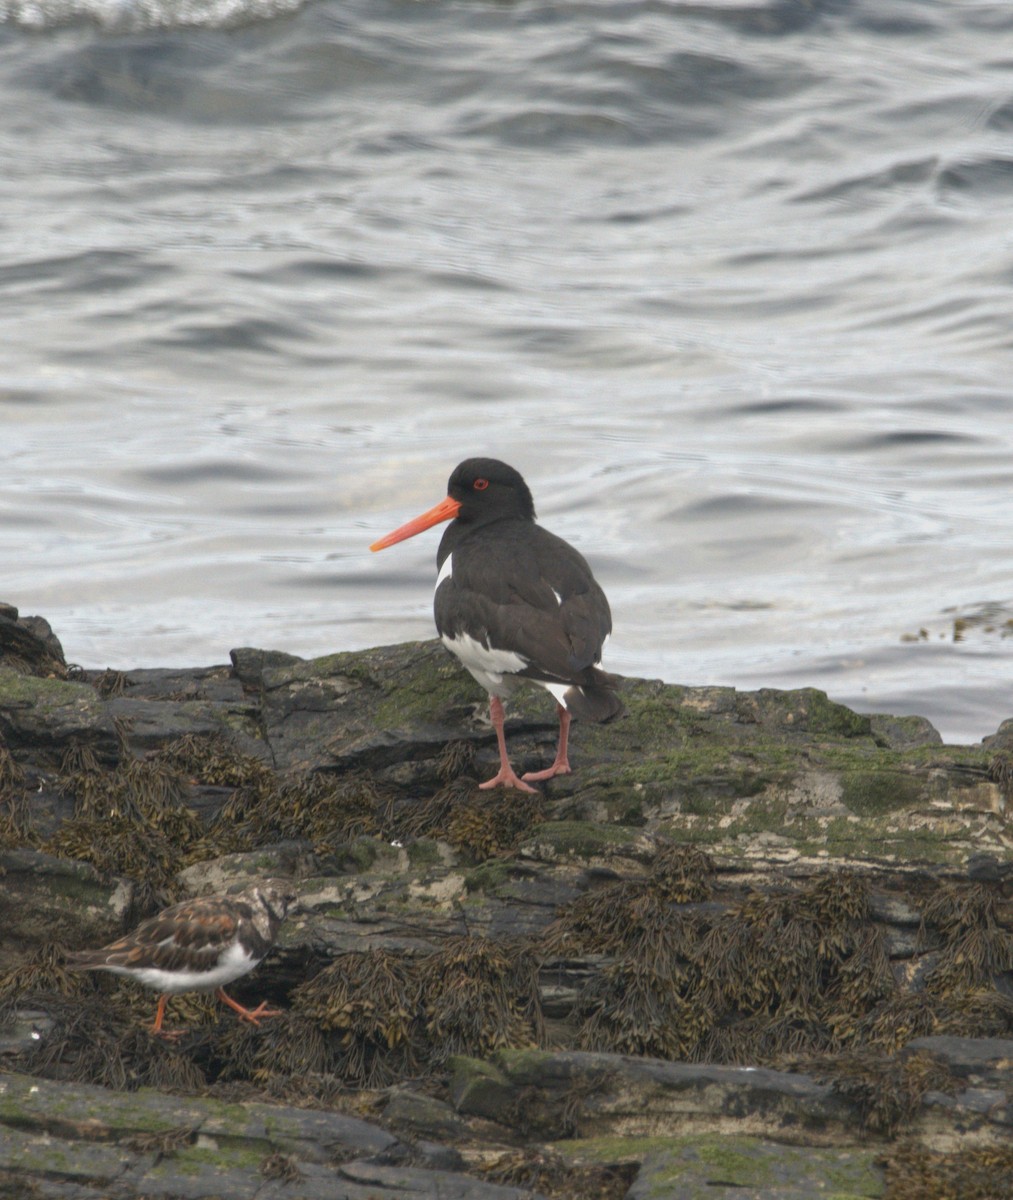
xmin=65 ymin=885 xmax=295 ymax=1037
xmin=371 ymin=458 xmax=622 ymax=791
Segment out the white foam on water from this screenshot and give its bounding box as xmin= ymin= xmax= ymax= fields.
xmin=0 ymin=0 xmax=305 ymax=31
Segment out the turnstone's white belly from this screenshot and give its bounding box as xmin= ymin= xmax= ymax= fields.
xmin=108 ymin=940 xmax=259 ymax=995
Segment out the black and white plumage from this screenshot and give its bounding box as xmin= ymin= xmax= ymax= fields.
xmin=65 ymin=884 xmax=295 ymax=1036
xmin=371 ymin=458 xmax=622 ymax=790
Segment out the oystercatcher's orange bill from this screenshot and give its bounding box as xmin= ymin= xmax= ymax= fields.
xmin=370 ymin=495 xmax=462 ymax=551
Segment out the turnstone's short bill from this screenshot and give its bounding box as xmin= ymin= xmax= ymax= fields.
xmin=65 ymin=884 xmax=296 ymax=1037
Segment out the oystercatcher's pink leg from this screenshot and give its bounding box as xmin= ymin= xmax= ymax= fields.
xmin=479 ymin=696 xmax=538 ymax=792
xmin=523 ymin=704 xmax=572 ymax=782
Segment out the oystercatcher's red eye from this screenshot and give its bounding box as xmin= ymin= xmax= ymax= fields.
xmin=473 ymin=478 xmax=489 ymax=491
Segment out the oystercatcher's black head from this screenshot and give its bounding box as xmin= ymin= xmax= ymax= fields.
xmin=447 ymin=458 xmax=535 ymax=527
xmin=370 ymin=457 xmax=535 ymax=551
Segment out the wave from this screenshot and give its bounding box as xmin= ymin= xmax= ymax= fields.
xmin=0 ymin=0 xmax=305 ymax=32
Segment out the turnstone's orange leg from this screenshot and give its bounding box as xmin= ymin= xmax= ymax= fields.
xmin=479 ymin=696 xmax=538 ymax=792
xmin=149 ymin=994 xmax=185 ymax=1040
xmin=215 ymin=988 xmax=283 ymax=1026
xmin=522 ymin=705 xmax=573 ymax=782
xmin=150 ymin=994 xmax=169 ymax=1035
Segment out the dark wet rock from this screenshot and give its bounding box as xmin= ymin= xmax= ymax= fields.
xmin=0 ymin=604 xmax=66 ymax=678
xmin=0 ymin=1009 xmax=54 ymax=1058
xmin=450 ymin=1048 xmax=858 ymax=1141
xmin=0 ymin=1069 xmax=542 ymax=1200
xmin=919 ymin=1085 xmax=1011 ymax=1129
xmin=868 ymin=893 xmax=922 ymax=927
xmin=869 ymin=712 xmax=943 ymax=750
xmin=336 ymin=1160 xmax=542 ymax=1199
xmin=622 ymin=1137 xmax=883 ymax=1200
xmin=105 ymin=664 xmax=249 ymax=705
xmin=0 ymin=665 xmax=263 ymax=768
xmin=382 ymin=1086 xmax=476 ymax=1146
xmin=0 ymin=671 xmax=115 ymax=761
xmin=0 ymin=848 xmax=133 ymax=957
xmin=252 ymin=640 xmax=488 ymax=776
xmin=229 ymin=639 xmax=1006 ymax=868
xmin=450 ymin=1042 xmax=1013 ymax=1155
xmin=1 ymin=632 xmax=1006 ymax=869
xmin=966 ymin=852 xmax=1013 ymax=885
xmin=982 ymin=716 xmax=1013 ymax=751
xmin=903 ymin=1035 xmax=1013 ymax=1089
xmin=230 ymin=645 xmax=305 ymax=689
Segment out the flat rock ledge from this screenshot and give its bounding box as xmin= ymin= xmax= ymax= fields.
xmin=1 ymin=606 xmax=1012 ymax=1200
xmin=0 ymin=1069 xmax=527 ymax=1200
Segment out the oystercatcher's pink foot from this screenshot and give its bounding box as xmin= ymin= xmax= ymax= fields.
xmin=521 ymin=761 xmax=571 ymax=782
xmin=479 ymin=765 xmax=539 ymax=792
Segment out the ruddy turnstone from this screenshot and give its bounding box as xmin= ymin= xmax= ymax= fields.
xmin=65 ymin=884 xmax=296 ymax=1037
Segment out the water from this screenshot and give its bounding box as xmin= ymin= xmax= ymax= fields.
xmin=2 ymin=0 xmax=1011 ymax=745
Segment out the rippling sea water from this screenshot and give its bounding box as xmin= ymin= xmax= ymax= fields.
xmin=1 ymin=0 xmax=1011 ymax=743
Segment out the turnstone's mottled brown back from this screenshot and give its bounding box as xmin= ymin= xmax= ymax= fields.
xmin=65 ymin=885 xmax=295 ymax=977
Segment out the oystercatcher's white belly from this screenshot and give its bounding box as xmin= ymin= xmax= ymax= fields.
xmin=440 ymin=630 xmax=527 ymax=695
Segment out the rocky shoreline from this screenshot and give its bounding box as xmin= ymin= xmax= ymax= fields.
xmin=1 ymin=602 xmax=1012 ymax=1199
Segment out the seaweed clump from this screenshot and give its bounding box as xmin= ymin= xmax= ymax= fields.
xmin=391 ymin=777 xmax=546 ymax=859
xmin=552 ymin=868 xmax=899 ymax=1065
xmin=919 ymin=882 xmax=1013 ymax=993
xmin=0 ymin=943 xmax=82 ymax=1005
xmin=881 ymin=1142 xmax=1013 ymax=1200
xmin=92 ymin=669 xmax=130 ymax=699
xmin=577 ymin=952 xmax=711 ymax=1060
xmin=289 ymin=938 xmax=544 ymax=1089
xmin=694 ymin=872 xmax=894 ymax=1062
xmin=0 ymin=737 xmax=34 ymax=849
xmin=546 ymin=844 xmax=714 ymax=1058
xmin=43 ymin=748 xmax=203 ymax=910
xmin=444 ymin=788 xmax=546 ymax=859
xmin=150 ymin=732 xmax=346 ymax=856
xmin=16 ymin=992 xmax=206 ymax=1093
xmin=549 ymin=882 xmax=708 ymax=1057
xmin=208 ymin=770 xmax=388 ymax=855
xmin=545 ymin=842 xmax=714 ymax=959
xmin=435 ymin=738 xmax=477 ymax=783
xmin=420 ymin=937 xmax=544 ymax=1063
xmin=292 ymin=949 xmax=425 ymax=1087
xmin=41 ymin=733 xmax=395 ymax=893
xmin=856 ymin=980 xmax=1013 ymax=1052
xmin=482 ymin=1149 xmax=637 ymax=1200
xmin=649 ymin=842 xmax=714 ymax=903
xmin=814 ymin=1049 xmax=956 ymax=1136
xmin=218 ymin=1011 xmax=336 ymax=1102
xmin=855 ymin=881 xmax=1013 ymax=1052
xmin=153 ymin=731 xmax=274 ymax=790
xmin=167 ymin=733 xmax=546 ymax=861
